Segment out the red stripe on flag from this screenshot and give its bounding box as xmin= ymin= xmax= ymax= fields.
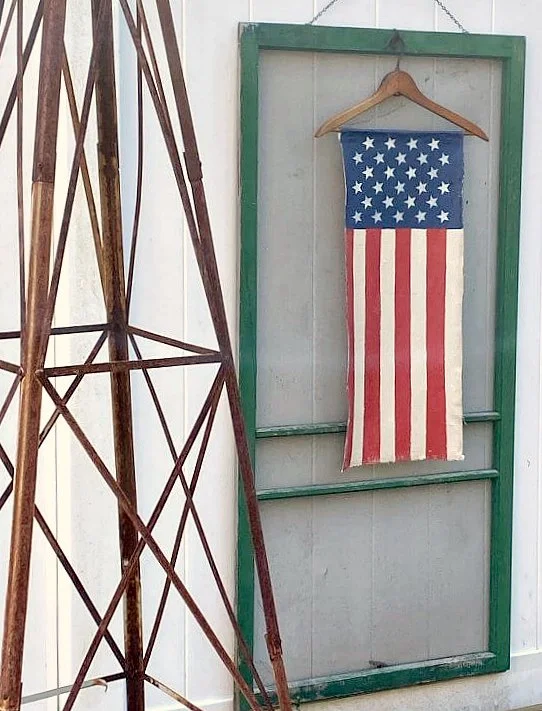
xmin=426 ymin=228 xmax=447 ymax=459
xmin=343 ymin=228 xmax=355 ymax=470
xmin=395 ymin=228 xmax=411 ymax=460
xmin=363 ymin=229 xmax=381 ymax=463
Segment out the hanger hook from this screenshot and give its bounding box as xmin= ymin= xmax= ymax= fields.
xmin=387 ymin=29 xmax=405 ymax=71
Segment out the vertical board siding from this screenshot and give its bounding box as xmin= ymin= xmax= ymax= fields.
xmin=493 ymin=0 xmax=542 ymax=656
xmin=183 ymin=0 xmax=248 ymax=704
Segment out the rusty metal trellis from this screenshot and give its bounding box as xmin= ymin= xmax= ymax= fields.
xmin=0 ymin=1 xmax=293 ymax=710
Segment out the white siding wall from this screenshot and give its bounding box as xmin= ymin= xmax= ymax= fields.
xmin=1 ymin=1 xmax=542 ymax=710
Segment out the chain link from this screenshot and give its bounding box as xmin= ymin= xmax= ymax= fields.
xmin=308 ymin=0 xmax=469 ymax=33
xmin=433 ymin=0 xmax=469 ymax=33
xmin=307 ymin=0 xmax=344 ymax=24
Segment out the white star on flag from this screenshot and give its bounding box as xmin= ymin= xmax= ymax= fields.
xmin=417 ymin=153 xmax=428 ymax=165
xmin=372 ymin=210 xmax=382 ymax=223
xmin=428 ymin=167 xmax=439 ymax=180
xmin=373 ymin=182 xmax=383 ymax=194
xmin=383 ymin=195 xmax=394 ymax=208
xmin=374 ymin=152 xmax=385 ymax=164
xmin=405 ymin=195 xmax=416 ymax=208
xmin=395 ymin=152 xmax=407 ymax=165
xmin=353 ymin=152 xmax=363 ymax=164
xmin=438 ymin=181 xmax=450 ymax=195
xmin=427 ymin=195 xmax=438 ymax=208
xmin=416 ymin=181 xmax=427 ymax=195
xmin=439 ymin=153 xmax=450 ymax=165
xmin=353 ymin=211 xmax=362 ymax=223
xmin=353 ymin=182 xmax=363 ymax=194
xmin=393 ymin=210 xmax=404 ymax=223
xmin=406 ymin=166 xmax=417 ymax=179
xmin=362 ymin=196 xmax=372 ymax=208
xmin=384 ymin=166 xmax=395 ymax=179
xmin=385 ymin=137 xmax=396 ymax=150
xmin=437 ymin=210 xmax=449 ymax=223
xmin=362 ymin=136 xmax=375 ymax=150
xmin=415 ymin=210 xmax=426 ymax=223
xmin=429 ymin=138 xmax=440 ymax=151
xmin=395 ymin=181 xmax=405 ymax=194
xmin=362 ymin=166 xmax=374 ymax=179
xmin=407 ymin=138 xmax=418 ymax=150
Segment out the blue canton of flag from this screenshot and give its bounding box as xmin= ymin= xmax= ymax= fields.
xmin=340 ymin=130 xmax=464 ymax=229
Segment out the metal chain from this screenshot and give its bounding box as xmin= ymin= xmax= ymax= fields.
xmin=308 ymin=0 xmax=469 ymax=33
xmin=307 ymin=0 xmax=344 ymax=24
xmin=433 ymin=0 xmax=469 ymax=33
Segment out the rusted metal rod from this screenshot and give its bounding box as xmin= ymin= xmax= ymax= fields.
xmin=133 ymin=336 xmax=274 ymax=710
xmin=0 ymin=374 xmax=20 ymax=428
xmin=41 ymin=377 xmax=264 ymax=711
xmin=0 ymin=443 xmax=126 ymax=668
xmin=141 ymin=384 xmax=219 ymax=665
xmin=39 ymin=372 xmax=231 ymax=710
xmin=0 ymin=1 xmax=67 ymax=709
xmin=16 ymin=0 xmax=24 ymax=357
xmin=0 ymin=0 xmax=16 ymax=61
xmin=0 ymin=483 xmax=11 ymax=513
xmin=125 ymin=5 xmax=143 ymax=316
xmin=61 ymin=48 xmax=105 ymax=291
xmin=128 ymin=333 xmax=178 ymax=459
xmin=41 ymin=352 xmax=221 ymax=378
xmin=91 ymin=0 xmax=145 ymax=707
xmin=153 ymin=3 xmax=292 ymax=709
xmin=38 ymin=331 xmax=108 ymax=445
xmin=36 ymin=0 xmax=110 ymax=366
xmin=117 ymin=4 xmax=291 ymax=707
xmin=0 ymin=323 xmax=109 ymax=340
xmin=143 ymin=675 xmax=205 ymax=711
xmin=21 ymin=672 xmax=126 ymax=706
xmin=0 ymin=360 xmax=20 ymax=375
xmin=127 ymin=324 xmax=219 ymax=355
xmin=0 ymin=4 xmax=292 ymax=709
xmin=0 ymin=0 xmax=42 ymax=151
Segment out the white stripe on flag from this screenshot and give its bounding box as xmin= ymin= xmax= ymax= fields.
xmin=351 ymin=229 xmax=366 ymax=466
xmin=380 ymin=229 xmax=396 ymax=463
xmin=445 ymin=229 xmax=464 ymax=460
xmin=410 ymin=228 xmax=427 ymax=461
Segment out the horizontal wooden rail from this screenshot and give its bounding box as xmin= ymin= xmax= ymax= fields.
xmin=255 ymin=411 xmax=501 ymax=440
xmin=256 ymin=468 xmax=499 ymax=501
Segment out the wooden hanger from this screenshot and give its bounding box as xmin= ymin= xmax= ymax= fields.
xmin=314 ymin=67 xmax=489 ymax=141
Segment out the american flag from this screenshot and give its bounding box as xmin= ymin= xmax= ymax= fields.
xmin=340 ymin=129 xmax=464 ymax=468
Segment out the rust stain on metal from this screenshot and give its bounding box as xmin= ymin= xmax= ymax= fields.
xmin=0 ymin=1 xmax=293 ymax=709
xmin=0 ymin=0 xmax=67 ymax=707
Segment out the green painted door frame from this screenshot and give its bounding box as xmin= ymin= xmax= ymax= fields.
xmin=237 ymin=22 xmax=525 ymax=705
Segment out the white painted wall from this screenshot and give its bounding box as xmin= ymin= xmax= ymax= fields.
xmin=1 ymin=0 xmax=542 ymax=710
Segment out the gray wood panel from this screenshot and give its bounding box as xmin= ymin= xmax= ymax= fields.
xmin=253 ymin=498 xmax=313 ymax=685
xmin=254 ymin=482 xmax=489 ymax=683
xmin=254 ymin=48 xmax=499 ymax=684
xmin=257 ymin=52 xmax=315 ymax=428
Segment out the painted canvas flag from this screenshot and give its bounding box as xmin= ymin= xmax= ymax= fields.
xmin=340 ymin=130 xmax=464 ymax=469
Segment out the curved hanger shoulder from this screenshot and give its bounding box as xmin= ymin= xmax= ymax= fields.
xmin=315 ymin=69 xmax=489 ymax=141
